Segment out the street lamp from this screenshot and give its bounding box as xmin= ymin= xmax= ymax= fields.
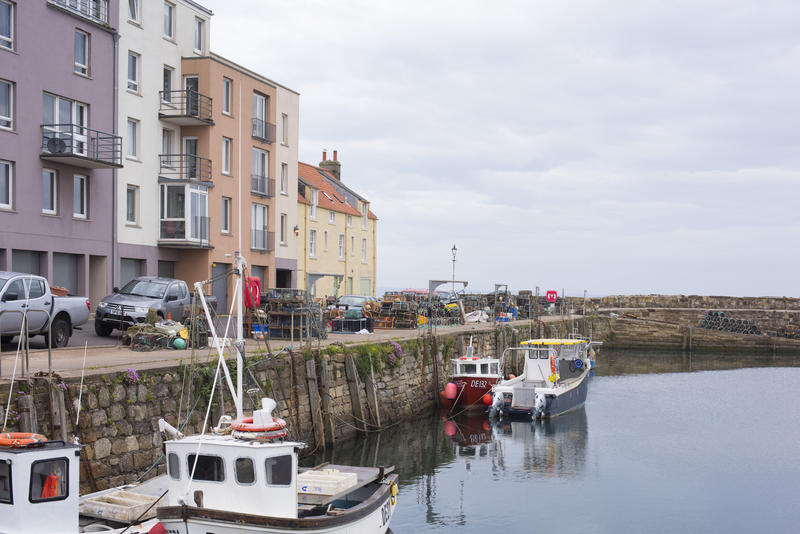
xmin=451 ymin=244 xmax=457 ymax=291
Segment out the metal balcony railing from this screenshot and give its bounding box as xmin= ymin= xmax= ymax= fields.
xmin=251 ymin=228 xmax=275 ymax=251
xmin=251 ymin=174 xmax=275 ymax=197
xmin=49 ymin=0 xmax=109 ymax=24
xmin=159 ymin=154 xmax=212 ymax=182
xmin=41 ymin=124 xmax=122 ymax=168
xmin=160 ymin=216 xmax=209 ymax=244
xmin=159 ymin=90 xmax=213 ymax=124
xmin=251 ymin=118 xmax=276 ymax=143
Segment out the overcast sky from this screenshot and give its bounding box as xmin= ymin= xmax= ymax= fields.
xmin=203 ymin=0 xmax=800 ymax=297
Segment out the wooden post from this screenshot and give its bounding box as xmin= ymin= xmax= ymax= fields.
xmin=319 ymin=358 xmax=335 ymax=445
xmin=365 ymin=364 xmax=381 ymax=429
xmin=305 ymin=360 xmax=325 ymax=451
xmin=17 ymin=393 xmax=37 ymax=433
xmin=431 ymin=336 xmax=440 ymax=408
xmin=344 ymin=355 xmax=367 ymax=432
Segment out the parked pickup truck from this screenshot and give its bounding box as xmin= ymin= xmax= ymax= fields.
xmin=0 ymin=272 xmax=91 ymax=347
xmin=94 ymin=276 xmax=216 ymax=336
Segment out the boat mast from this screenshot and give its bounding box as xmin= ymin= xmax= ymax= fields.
xmin=234 ymin=253 xmax=245 ymax=419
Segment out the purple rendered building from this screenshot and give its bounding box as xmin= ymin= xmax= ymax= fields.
xmin=0 ymin=0 xmax=121 ymax=306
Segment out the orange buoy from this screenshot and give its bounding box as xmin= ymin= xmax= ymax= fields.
xmin=444 ymin=382 xmax=458 ymax=400
xmin=482 ymin=393 xmax=493 ymax=406
xmin=231 ymin=416 xmax=286 ymax=433
xmin=149 ymin=522 xmax=168 ymax=534
xmin=0 ymin=432 xmax=47 ymax=447
xmin=509 ymin=374 xmax=516 ymax=380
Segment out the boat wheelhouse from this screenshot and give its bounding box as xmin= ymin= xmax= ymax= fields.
xmin=490 ymin=338 xmax=599 ymax=419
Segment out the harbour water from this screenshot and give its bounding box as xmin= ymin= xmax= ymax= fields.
xmin=306 ymin=352 xmax=800 ymax=533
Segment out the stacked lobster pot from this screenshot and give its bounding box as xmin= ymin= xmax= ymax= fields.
xmin=698 ymin=311 xmax=761 ymax=336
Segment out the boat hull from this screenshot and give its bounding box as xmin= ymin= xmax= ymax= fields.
xmin=500 ymin=369 xmax=589 ymax=419
xmin=156 ymin=474 xmax=397 ymax=534
xmin=445 ymin=376 xmax=500 ymax=410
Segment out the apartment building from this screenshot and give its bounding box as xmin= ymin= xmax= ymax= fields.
xmin=160 ymin=53 xmax=300 ymax=311
xmin=297 ymin=153 xmax=377 ymax=299
xmin=0 ymin=0 xmax=121 ymax=305
xmin=116 ymin=0 xmax=212 ymax=286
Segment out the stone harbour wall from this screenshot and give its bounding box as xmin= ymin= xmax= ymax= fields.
xmin=581 ymin=294 xmax=800 ymax=311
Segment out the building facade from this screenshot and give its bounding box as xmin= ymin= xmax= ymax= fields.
xmin=115 ymin=0 xmax=212 ymax=287
xmin=0 ymin=0 xmax=122 ymax=305
xmin=297 ymin=153 xmax=377 ymax=300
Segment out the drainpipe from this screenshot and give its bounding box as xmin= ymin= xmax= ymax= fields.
xmin=111 ymin=31 xmax=119 ymax=290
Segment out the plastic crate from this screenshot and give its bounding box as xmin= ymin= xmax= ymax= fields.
xmin=297 ymin=469 xmax=358 ymax=495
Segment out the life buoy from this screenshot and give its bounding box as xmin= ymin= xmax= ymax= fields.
xmin=244 ymin=277 xmax=261 ymax=309
xmin=0 ymin=432 xmax=47 ymax=447
xmin=232 ymin=428 xmax=288 ymax=441
xmin=231 ymin=416 xmax=287 ymax=433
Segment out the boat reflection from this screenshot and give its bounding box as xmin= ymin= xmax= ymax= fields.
xmin=597 ymin=349 xmax=800 ymax=376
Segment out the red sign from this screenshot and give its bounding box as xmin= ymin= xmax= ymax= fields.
xmin=546 ymin=291 xmax=558 ymax=303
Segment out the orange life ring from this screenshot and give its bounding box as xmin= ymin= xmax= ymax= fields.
xmin=230 ymin=417 xmax=287 ymax=433
xmin=0 ymin=432 xmax=48 ymax=447
xmin=232 ymin=428 xmax=289 ymax=441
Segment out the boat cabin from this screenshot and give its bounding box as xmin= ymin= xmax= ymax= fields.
xmin=164 ymin=436 xmax=303 ymax=519
xmin=451 ymin=358 xmax=500 ymax=378
xmin=0 ymin=441 xmax=80 ymax=534
xmin=518 ymin=339 xmax=589 ymax=382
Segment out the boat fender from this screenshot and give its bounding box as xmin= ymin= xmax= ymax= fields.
xmin=148 ymin=523 xmax=168 ymax=534
xmin=574 ymin=358 xmax=583 ymax=369
xmin=444 ymin=382 xmax=458 ymax=400
xmin=390 ymin=481 xmax=399 ymax=505
xmin=533 ymin=393 xmax=546 ymax=417
xmin=482 ymin=393 xmax=493 ymax=406
xmin=444 ymin=421 xmax=457 ymax=437
xmin=508 ymin=374 xmax=516 ymax=380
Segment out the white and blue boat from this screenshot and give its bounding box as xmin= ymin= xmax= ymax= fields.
xmin=490 ymin=338 xmax=599 ymax=419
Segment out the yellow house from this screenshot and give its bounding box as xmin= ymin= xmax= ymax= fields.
xmin=297 ymin=152 xmax=377 ymax=300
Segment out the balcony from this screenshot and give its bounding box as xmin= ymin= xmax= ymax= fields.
xmin=159 ymin=216 xmax=211 ymax=248
xmin=48 ymin=0 xmax=109 ymax=25
xmin=159 ymin=90 xmax=214 ymax=126
xmin=159 ymin=154 xmax=212 ymax=183
xmin=252 ymin=118 xmax=276 ymax=143
xmin=251 ymin=229 xmax=275 ymax=252
xmin=251 ymin=174 xmax=275 ymax=197
xmin=40 ymin=124 xmax=122 ymax=169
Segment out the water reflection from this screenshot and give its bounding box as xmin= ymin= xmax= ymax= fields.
xmin=597 ymin=349 xmax=800 ymax=376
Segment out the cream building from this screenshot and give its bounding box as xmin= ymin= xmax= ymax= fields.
xmin=297 ymin=153 xmax=377 ymax=300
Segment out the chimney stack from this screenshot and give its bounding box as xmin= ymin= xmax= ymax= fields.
xmin=319 ymin=148 xmax=341 ymax=181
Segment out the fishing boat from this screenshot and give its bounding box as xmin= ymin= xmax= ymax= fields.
xmin=153 ymin=253 xmax=398 ymax=534
xmin=489 ymin=338 xmax=600 ymax=419
xmin=440 ymin=338 xmax=502 ymax=411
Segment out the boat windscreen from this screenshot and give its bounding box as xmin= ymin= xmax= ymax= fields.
xmin=463 ymin=364 xmax=477 ymax=374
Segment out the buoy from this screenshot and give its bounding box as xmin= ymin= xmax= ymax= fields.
xmin=482 ymin=393 xmax=492 ymax=406
xmin=482 ymin=420 xmax=490 ymax=432
xmin=444 ymin=382 xmax=458 ymax=400
xmin=444 ymin=420 xmax=457 ymax=437
xmin=574 ymin=359 xmax=583 ymax=369
xmin=172 ymin=337 xmax=186 ymax=349
xmin=148 ymin=522 xmax=168 ymax=534
xmin=509 ymin=374 xmax=516 ymax=380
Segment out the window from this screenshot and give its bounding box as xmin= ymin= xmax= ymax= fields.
xmin=0 ymin=456 xmax=11 ymax=504
xmin=310 ymin=189 xmax=318 ymax=219
xmin=74 ymin=30 xmax=89 ymax=75
xmin=328 ymin=211 xmax=335 ymax=224
xmin=235 ymin=458 xmax=255 ymax=485
xmin=338 ymin=234 xmax=344 ymax=259
xmin=126 ymin=185 xmax=137 ymax=223
xmin=251 ymin=203 xmax=267 ymax=249
xmin=0 ymin=0 xmax=13 ymax=51
xmin=126 ymin=119 xmax=138 ymax=158
xmin=351 ymin=235 xmax=355 ymax=256
xmin=361 ymin=203 xmax=368 ymax=229
xmin=162 ymin=66 xmax=173 ymax=102
xmin=73 ymin=175 xmax=87 ymax=218
xmin=167 ymin=453 xmax=180 ymax=480
xmin=29 ymin=458 xmax=68 ymax=502
xmin=42 ymin=169 xmax=57 ymax=214
xmin=193 ymin=17 xmax=203 ymax=52
xmin=362 ymin=238 xmax=367 ymax=262
xmin=346 ymin=214 xmax=352 ymax=227
xmin=222 ymin=137 xmax=232 ymax=175
xmin=127 ymin=0 xmax=139 ymax=22
xmin=280 ymin=213 xmax=287 ymax=244
xmin=323 ymin=230 xmax=328 ymax=251
xmin=0 ymin=79 xmax=12 ymax=129
xmin=221 ymin=197 xmax=230 ymax=233
xmin=265 ymin=455 xmax=292 ymax=486
xmin=161 ymin=128 xmax=173 ymax=155
xmin=309 ymin=229 xmax=316 ymax=257
xmin=281 ymin=113 xmax=288 ymax=144
xmin=127 ymin=51 xmax=139 ymax=92
xmin=222 ymin=78 xmax=232 ymax=114
xmin=0 ymin=160 xmax=10 ymax=209
xmin=252 ymin=148 xmax=269 ymax=194
xmin=163 ymin=2 xmax=174 ymax=39
xmin=186 ymin=454 xmax=224 ymax=482
xmin=252 ymin=92 xmax=269 ymax=139
xmin=280 ymin=163 xmax=288 ymax=194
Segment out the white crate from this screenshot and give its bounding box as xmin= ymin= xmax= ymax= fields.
xmin=80 ymin=489 xmax=164 ymax=522
xmin=297 ymin=469 xmax=358 ymax=495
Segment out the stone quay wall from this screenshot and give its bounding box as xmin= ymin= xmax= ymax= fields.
xmin=579 ymin=294 xmax=800 ymax=311
xmin=0 ymin=321 xmax=574 ymax=494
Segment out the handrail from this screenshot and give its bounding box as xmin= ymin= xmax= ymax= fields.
xmin=159 ymin=153 xmax=212 ymax=182
xmin=48 ymin=0 xmax=109 ymax=25
xmin=250 ymin=174 xmax=275 ymax=197
xmin=159 ymin=89 xmax=213 ymax=122
xmin=251 ymin=118 xmax=276 ymax=143
xmin=41 ymin=124 xmax=122 ymax=166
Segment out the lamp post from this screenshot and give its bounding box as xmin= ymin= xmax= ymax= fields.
xmin=451 ymin=244 xmax=457 ymax=291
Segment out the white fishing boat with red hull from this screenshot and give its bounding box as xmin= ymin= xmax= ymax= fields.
xmin=441 ymin=338 xmax=503 ymax=411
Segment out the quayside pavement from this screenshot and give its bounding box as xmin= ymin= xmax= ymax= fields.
xmin=0 ymin=315 xmax=580 ymax=380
